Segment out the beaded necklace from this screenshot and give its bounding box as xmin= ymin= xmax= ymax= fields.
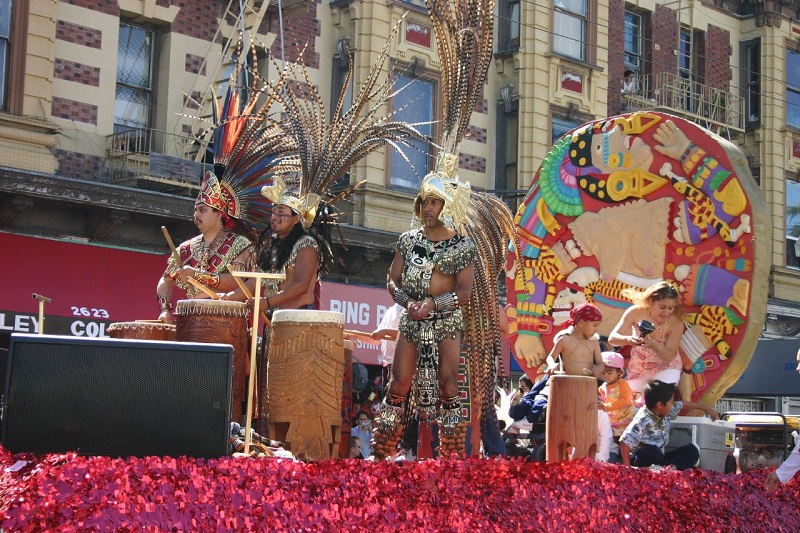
xmin=424 ymin=238 xmax=448 ymax=273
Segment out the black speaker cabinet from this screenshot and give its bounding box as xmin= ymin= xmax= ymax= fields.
xmin=3 ymin=334 xmax=233 ymax=458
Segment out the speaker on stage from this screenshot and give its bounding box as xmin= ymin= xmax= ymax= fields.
xmin=2 ymin=334 xmax=233 ymax=458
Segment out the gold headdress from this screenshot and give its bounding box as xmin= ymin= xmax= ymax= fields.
xmin=261 ymin=176 xmax=321 ymax=230
xmin=414 ymin=153 xmax=471 ymax=228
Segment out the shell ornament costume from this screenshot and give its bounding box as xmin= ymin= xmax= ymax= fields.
xmin=371 ymin=0 xmax=524 ymax=459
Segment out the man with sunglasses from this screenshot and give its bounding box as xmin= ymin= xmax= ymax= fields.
xmin=157 ymin=173 xmax=254 ymax=323
xmin=226 ymin=177 xmax=322 ymax=311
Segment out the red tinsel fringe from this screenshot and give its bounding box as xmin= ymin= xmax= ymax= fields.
xmin=0 ymin=446 xmax=797 ymax=532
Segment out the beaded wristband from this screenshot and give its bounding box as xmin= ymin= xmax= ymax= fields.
xmin=392 ymin=286 xmax=411 ymax=308
xmin=194 ymin=271 xmax=220 ymax=288
xmin=156 ymin=295 xmax=172 ymax=312
xmin=433 ymin=291 xmax=459 ymax=311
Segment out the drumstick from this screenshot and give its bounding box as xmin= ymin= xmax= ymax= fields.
xmin=344 ymin=329 xmax=374 ymax=340
xmin=161 ymin=226 xmax=183 ymax=267
xmin=227 ymin=267 xmax=271 ymax=328
xmin=187 ymin=277 xmax=220 ymax=299
xmin=228 ymin=268 xmax=254 ymax=299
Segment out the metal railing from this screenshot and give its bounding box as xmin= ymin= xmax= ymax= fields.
xmin=622 ymin=72 xmax=744 ymax=133
xmin=107 ymin=127 xmax=211 ymax=194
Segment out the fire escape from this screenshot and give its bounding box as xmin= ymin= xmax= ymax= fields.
xmin=622 ymin=0 xmax=744 ymax=137
xmin=106 ymin=0 xmax=272 ymax=195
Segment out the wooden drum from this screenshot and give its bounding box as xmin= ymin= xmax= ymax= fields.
xmin=545 ymin=375 xmax=598 ymax=463
xmin=266 ymin=310 xmax=344 ymax=460
xmin=107 ymin=321 xmax=176 ymax=342
xmin=175 ymin=299 xmax=250 ymax=424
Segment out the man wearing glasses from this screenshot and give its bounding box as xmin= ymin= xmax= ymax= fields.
xmin=228 ymin=177 xmax=322 ymax=311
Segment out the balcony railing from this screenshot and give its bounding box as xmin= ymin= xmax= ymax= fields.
xmin=107 ymin=127 xmax=211 ymax=195
xmin=622 ymin=72 xmax=744 ymax=133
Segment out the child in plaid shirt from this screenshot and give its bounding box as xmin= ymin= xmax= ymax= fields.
xmin=619 ymin=380 xmax=719 ymax=470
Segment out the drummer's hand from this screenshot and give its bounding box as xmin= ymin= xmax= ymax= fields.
xmin=246 ymin=296 xmax=269 ymax=310
xmin=158 ymin=310 xmax=174 ymax=325
xmin=409 ymin=298 xmax=434 ymax=320
xmin=220 ymin=291 xmax=236 ymax=301
xmin=176 ymin=266 xmax=197 ymax=283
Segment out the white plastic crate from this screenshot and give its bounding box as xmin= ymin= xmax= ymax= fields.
xmin=665 ymin=416 xmax=736 ymax=473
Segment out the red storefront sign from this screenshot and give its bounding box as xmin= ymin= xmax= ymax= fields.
xmin=0 ymin=232 xmax=167 ymax=338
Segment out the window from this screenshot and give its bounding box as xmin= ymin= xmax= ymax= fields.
xmin=331 ymin=48 xmax=353 ymax=119
xmin=553 ymin=0 xmax=587 ymax=61
xmin=389 ymin=73 xmax=434 ymax=190
xmin=496 ymin=103 xmax=519 ymax=212
xmin=679 ymin=29 xmax=692 ymax=78
xmin=115 ymin=23 xmax=154 ymax=136
xmin=678 ymin=28 xmax=695 ymax=113
xmin=624 ymin=11 xmax=642 ymax=74
xmin=741 ymin=39 xmax=760 ymax=128
xmin=787 ymin=51 xmax=800 ymax=129
xmin=786 ymin=179 xmax=800 ymax=268
xmin=551 ymin=116 xmax=581 ymax=146
xmin=0 ymin=0 xmax=11 ymax=110
xmin=498 ymin=0 xmax=521 ymax=51
xmin=509 ymin=0 xmax=520 ymax=48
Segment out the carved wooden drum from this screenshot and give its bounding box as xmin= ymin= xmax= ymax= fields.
xmin=175 ymin=299 xmax=249 ymax=424
xmin=266 ymin=310 xmax=344 ymax=460
xmin=107 ymin=321 xmax=176 ymax=342
xmin=546 ymin=375 xmax=598 ymax=463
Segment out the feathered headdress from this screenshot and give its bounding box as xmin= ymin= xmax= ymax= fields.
xmin=237 ymin=20 xmax=429 ymax=274
xmin=262 ymin=21 xmax=428 ymax=226
xmin=194 ymin=43 xmax=301 ymax=240
xmin=424 ymin=0 xmax=524 ymax=439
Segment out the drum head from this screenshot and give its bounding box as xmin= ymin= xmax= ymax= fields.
xmin=272 ymin=309 xmax=344 ymax=325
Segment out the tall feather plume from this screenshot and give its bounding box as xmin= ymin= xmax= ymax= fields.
xmin=425 ymin=0 xmax=525 ymax=440
xmin=221 ymin=23 xmax=429 ymax=273
xmin=266 ymin=17 xmax=429 ymax=201
xmin=426 ymin=0 xmax=495 ymax=155
xmin=204 ymin=40 xmax=301 ymax=247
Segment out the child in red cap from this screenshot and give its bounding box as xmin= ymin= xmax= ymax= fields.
xmin=545 ymin=302 xmax=604 ymax=378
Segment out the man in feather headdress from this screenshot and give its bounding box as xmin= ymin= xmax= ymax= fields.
xmin=373 ymin=157 xmax=476 ymax=459
xmin=156 ymin=172 xmax=254 ymax=324
xmin=371 ymin=0 xmax=520 ymax=460
xmin=254 ymin=177 xmax=322 ymax=310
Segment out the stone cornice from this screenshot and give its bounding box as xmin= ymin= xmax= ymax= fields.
xmin=0 ymin=169 xmax=192 ymax=218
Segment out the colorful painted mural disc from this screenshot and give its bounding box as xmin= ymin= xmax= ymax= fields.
xmin=506 ymin=112 xmax=770 ymax=405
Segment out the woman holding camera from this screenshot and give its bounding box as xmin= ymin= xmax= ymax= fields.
xmin=607 ymin=281 xmax=685 ymax=393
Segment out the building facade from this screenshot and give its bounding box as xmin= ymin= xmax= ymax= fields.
xmin=1 ymin=0 xmax=800 ymax=407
